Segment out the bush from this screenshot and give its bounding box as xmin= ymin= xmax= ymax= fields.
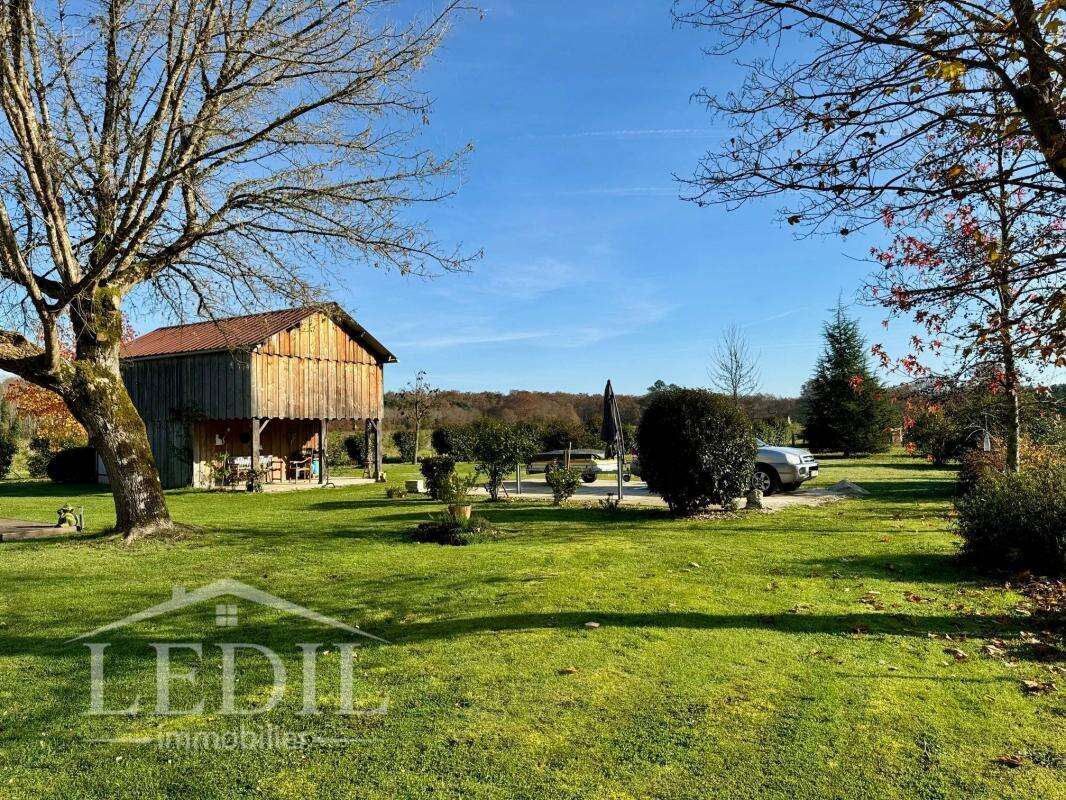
xmin=904 ymin=406 xmax=967 ymax=465
xmin=438 ymin=470 xmax=476 ymax=506
xmin=545 ymin=466 xmax=581 ymax=504
xmin=343 ymin=434 xmax=366 ymax=466
xmin=46 ymin=446 xmax=97 ymax=483
xmin=325 ymin=430 xmax=352 ymax=468
xmin=956 ymin=448 xmax=1003 ymax=495
xmin=410 ymin=514 xmax=501 ymax=546
xmin=391 ymin=429 xmax=417 ymax=462
xmin=0 ymin=428 xmax=17 ymax=478
xmin=26 ymin=437 xmax=53 ymax=477
xmin=535 ymin=418 xmax=600 ymax=451
xmin=419 ymin=456 xmax=456 ymax=500
xmin=753 ymin=417 xmax=791 ymax=446
xmin=431 ymin=424 xmax=474 ymax=460
xmin=637 ymin=389 xmax=755 ymax=515
xmin=955 ymin=465 xmax=1066 ymax=576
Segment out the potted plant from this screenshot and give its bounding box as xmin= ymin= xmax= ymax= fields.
xmin=439 ymin=471 xmax=476 ymax=521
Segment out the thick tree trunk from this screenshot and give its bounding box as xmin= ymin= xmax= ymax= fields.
xmin=64 ymin=358 xmax=173 ymax=540
xmin=63 ymin=291 xmax=173 ymax=540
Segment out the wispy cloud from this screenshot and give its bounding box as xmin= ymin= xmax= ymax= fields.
xmin=482 ymin=256 xmax=587 ymax=297
xmin=393 ymin=330 xmax=547 ymax=350
xmin=741 ymin=306 xmax=812 ymax=328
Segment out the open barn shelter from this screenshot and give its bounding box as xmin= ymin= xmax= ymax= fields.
xmin=113 ymin=304 xmax=394 ymax=489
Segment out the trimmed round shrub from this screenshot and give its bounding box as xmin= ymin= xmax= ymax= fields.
xmin=955 ymin=464 xmax=1065 ymax=576
xmin=637 ymin=389 xmax=755 ymax=515
xmin=419 ymin=456 xmax=456 ymax=500
xmin=46 ymin=446 xmax=97 ymax=483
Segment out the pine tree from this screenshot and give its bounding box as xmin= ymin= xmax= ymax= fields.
xmin=802 ymin=305 xmax=894 ymax=456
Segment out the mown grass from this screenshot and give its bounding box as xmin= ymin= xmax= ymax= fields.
xmin=0 ymin=453 xmax=1060 ymax=799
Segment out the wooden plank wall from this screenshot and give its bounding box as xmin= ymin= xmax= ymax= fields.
xmin=122 ymin=351 xmax=252 ymax=421
xmin=251 ymin=312 xmax=384 ymax=420
xmin=144 ymin=420 xmax=194 ymax=488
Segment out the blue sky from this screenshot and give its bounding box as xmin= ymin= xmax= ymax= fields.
xmin=178 ymin=3 xmax=923 ymax=395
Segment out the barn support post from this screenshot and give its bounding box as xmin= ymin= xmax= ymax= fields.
xmin=319 ymin=419 xmax=328 ymax=484
xmin=374 ymin=417 xmax=383 ymax=478
xmin=249 ymin=417 xmax=261 ymax=491
xmin=363 ymin=418 xmax=373 ymax=478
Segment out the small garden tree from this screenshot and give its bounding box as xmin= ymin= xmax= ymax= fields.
xmin=392 ymin=371 xmax=442 ymax=463
xmin=637 ymin=389 xmax=755 ymax=515
xmin=803 ymin=306 xmax=894 ymax=456
xmin=470 ymin=419 xmax=537 ymax=501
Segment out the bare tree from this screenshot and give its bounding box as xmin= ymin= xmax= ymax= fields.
xmin=0 ymin=0 xmax=475 ymax=538
xmin=673 ymin=1 xmax=1066 ymax=232
xmin=709 ymin=324 xmax=760 ymax=401
xmin=393 ymin=370 xmax=440 ymax=463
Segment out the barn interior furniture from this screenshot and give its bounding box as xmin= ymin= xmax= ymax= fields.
xmin=289 ymin=456 xmax=313 ymax=482
xmin=107 ymin=304 xmax=392 ymax=489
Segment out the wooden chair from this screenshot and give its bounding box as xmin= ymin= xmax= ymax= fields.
xmin=266 ymin=457 xmax=284 ymax=484
xmin=289 ymin=456 xmax=313 ymax=482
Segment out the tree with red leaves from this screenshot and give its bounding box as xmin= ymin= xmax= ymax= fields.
xmin=868 ymin=125 xmax=1064 ymax=472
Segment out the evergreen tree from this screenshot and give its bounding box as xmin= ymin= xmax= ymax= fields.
xmin=802 ymin=305 xmax=894 ymax=456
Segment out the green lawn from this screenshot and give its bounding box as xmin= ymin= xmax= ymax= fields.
xmin=0 ymin=453 xmax=1060 ymax=799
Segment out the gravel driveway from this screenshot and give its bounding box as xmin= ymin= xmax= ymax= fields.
xmin=470 ymin=475 xmax=845 ymax=510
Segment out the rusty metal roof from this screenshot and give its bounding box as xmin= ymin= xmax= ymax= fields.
xmin=120 ymin=304 xmax=396 ymax=363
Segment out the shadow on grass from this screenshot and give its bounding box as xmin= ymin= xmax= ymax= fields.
xmin=381 ymin=609 xmax=1040 ymax=648
xmin=0 ymin=480 xmax=111 ymax=499
xmin=843 ymin=479 xmax=955 ymax=503
xmin=791 ymin=552 xmax=968 ymax=583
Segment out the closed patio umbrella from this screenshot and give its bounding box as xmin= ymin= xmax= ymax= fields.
xmin=600 ymin=380 xmax=624 ymax=499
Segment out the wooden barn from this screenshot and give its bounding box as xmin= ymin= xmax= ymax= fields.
xmin=111 ymin=304 xmax=395 ymax=489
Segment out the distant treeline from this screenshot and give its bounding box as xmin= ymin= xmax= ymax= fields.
xmin=384 ymin=388 xmax=802 ymax=430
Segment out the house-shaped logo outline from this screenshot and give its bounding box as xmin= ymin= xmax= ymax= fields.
xmin=67 ymin=579 xmax=386 ymax=643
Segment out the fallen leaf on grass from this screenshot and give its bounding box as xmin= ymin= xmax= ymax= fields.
xmin=1021 ymin=680 xmax=1056 ymax=695
xmin=558 ymin=666 xmax=578 ymax=675
xmin=943 ymin=647 xmax=969 ymax=662
xmin=992 ymin=754 xmax=1024 ymax=768
xmin=981 ymin=643 xmax=1006 ymax=658
xmin=583 ymin=621 xmax=600 ymax=629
